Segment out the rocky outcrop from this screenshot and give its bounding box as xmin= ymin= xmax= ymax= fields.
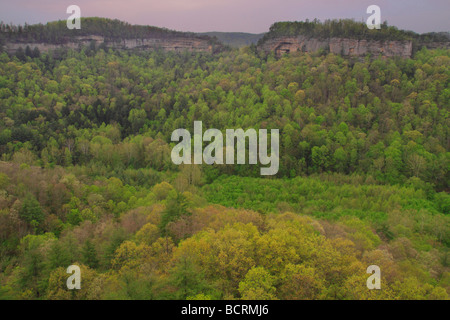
xmin=3 ymin=35 xmax=214 ymax=54
xmin=260 ymin=36 xmax=328 ymax=57
xmin=329 ymin=38 xmax=412 ymax=57
xmin=259 ymin=35 xmax=414 ymax=58
xmin=113 ymin=37 xmax=213 ymax=52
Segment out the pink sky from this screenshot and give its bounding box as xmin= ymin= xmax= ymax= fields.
xmin=1 ymin=0 xmax=449 ymax=33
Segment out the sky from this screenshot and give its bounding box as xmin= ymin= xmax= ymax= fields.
xmin=0 ymin=0 xmax=449 ymax=34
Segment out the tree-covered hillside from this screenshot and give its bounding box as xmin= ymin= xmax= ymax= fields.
xmin=0 ymin=17 xmax=219 ymax=44
xmin=0 ymin=35 xmax=448 ymax=299
xmin=258 ymin=19 xmax=450 ymax=44
xmin=1 ymin=45 xmax=448 ymax=188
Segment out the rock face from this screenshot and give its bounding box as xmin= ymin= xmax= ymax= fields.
xmin=114 ymin=37 xmax=213 ymax=52
xmin=4 ymin=35 xmax=214 ymax=54
xmin=259 ymin=35 xmax=414 ymax=58
xmin=329 ymin=38 xmax=413 ymax=57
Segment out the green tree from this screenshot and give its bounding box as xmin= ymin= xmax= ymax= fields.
xmin=20 ymin=194 xmax=45 ymax=229
xmin=82 ymin=240 xmax=99 ymax=269
xmin=238 ymin=266 xmax=276 ymax=300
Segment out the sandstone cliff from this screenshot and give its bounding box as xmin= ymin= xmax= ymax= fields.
xmin=3 ymin=35 xmax=215 ymax=55
xmin=258 ymin=35 xmax=417 ymax=58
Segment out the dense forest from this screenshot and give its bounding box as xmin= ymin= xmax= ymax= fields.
xmin=0 ymin=20 xmax=449 ymax=299
xmin=0 ymin=17 xmax=219 ymax=44
xmin=258 ymin=19 xmax=450 ymax=44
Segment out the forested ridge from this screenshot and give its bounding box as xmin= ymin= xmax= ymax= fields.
xmin=0 ymin=17 xmax=218 ymax=44
xmin=258 ymin=19 xmax=450 ymax=44
xmin=0 ymin=27 xmax=449 ymax=299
